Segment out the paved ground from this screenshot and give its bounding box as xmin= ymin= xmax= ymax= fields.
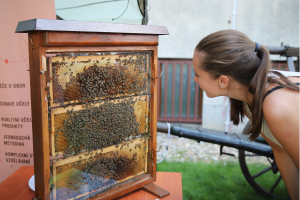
xmin=156 ymin=123 xmax=270 ymax=165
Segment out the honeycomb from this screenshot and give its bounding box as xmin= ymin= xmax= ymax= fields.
xmin=50 ymin=96 xmax=149 ymax=156
xmin=50 ymin=138 xmax=147 ymax=200
xmin=50 ymin=52 xmax=151 ymax=106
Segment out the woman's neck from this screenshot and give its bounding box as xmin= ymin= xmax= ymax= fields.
xmin=226 ymin=79 xmax=253 ymax=105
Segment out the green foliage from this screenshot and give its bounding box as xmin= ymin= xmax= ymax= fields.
xmin=157 ymin=161 xmax=289 ymax=200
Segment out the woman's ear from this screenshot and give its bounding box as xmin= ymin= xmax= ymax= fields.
xmin=218 ymin=75 xmax=229 ymax=89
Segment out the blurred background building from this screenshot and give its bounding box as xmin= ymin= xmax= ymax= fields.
xmin=147 ymin=0 xmax=299 ymax=133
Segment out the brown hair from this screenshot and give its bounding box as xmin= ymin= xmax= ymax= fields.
xmin=195 ymin=30 xmax=299 ymax=140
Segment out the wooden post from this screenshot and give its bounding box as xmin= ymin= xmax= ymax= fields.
xmin=28 ymin=31 xmax=50 ymax=200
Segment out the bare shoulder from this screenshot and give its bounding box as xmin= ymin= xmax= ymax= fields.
xmin=263 ymin=77 xmax=299 ymax=118
xmin=262 ymin=77 xmax=299 ymax=142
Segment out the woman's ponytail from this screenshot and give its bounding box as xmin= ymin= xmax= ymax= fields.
xmin=244 ymin=45 xmax=270 ymax=140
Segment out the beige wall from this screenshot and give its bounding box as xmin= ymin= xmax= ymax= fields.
xmin=149 ymin=0 xmax=299 ymax=59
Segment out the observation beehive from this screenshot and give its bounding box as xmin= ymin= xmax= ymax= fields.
xmin=16 ymin=19 xmax=168 ymax=200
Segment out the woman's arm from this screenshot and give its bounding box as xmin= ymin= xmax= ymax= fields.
xmin=260 ymin=132 xmax=299 ymax=200
xmin=262 ymin=87 xmax=299 ymax=200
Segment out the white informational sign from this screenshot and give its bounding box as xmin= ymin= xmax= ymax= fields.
xmin=0 ymin=1 xmax=55 ymax=183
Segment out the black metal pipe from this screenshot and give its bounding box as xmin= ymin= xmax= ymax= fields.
xmin=157 ymin=122 xmax=273 ymax=158
xmin=266 ymin=46 xmax=286 ymax=55
xmin=266 ymin=46 xmax=299 ymax=57
xmin=171 ymin=126 xmax=273 ymax=158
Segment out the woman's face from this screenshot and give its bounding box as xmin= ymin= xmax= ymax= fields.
xmin=193 ymin=51 xmax=221 ymax=98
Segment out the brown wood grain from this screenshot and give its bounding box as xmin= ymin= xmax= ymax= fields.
xmin=142 ymin=183 xmax=170 ymax=198
xmin=47 ymin=57 xmax=55 ymax=156
xmin=42 ymin=32 xmax=158 ymax=47
xmin=148 ymin=47 xmax=158 ymax=180
xmin=28 ymin=32 xmax=50 ymax=200
xmin=45 ymin=46 xmax=155 ymax=53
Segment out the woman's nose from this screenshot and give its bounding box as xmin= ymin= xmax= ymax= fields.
xmin=193 ymin=76 xmax=198 ymax=83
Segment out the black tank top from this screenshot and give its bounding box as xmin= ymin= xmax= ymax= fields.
xmin=263 ymin=82 xmax=300 ymax=102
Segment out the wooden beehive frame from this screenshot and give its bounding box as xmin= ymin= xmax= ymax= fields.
xmin=16 ymin=19 xmax=168 ymax=200
xmin=48 ymin=53 xmax=151 ymax=107
xmin=51 ymin=137 xmax=148 ymax=200
xmin=49 ymin=95 xmax=150 ymax=157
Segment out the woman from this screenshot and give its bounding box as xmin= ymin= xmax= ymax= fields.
xmin=193 ymin=30 xmax=299 ymax=199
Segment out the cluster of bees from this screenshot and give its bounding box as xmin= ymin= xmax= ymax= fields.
xmin=60 ymin=99 xmax=142 ymax=156
xmin=49 ymin=52 xmax=151 ymax=196
xmin=85 ymin=154 xmax=139 ymax=181
xmin=78 ymin=64 xmax=147 ymax=100
xmin=51 ymin=52 xmax=151 ymax=103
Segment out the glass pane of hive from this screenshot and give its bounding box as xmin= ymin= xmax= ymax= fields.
xmin=47 ymin=52 xmax=152 ymax=200
xmin=49 ymin=52 xmax=150 ymax=105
